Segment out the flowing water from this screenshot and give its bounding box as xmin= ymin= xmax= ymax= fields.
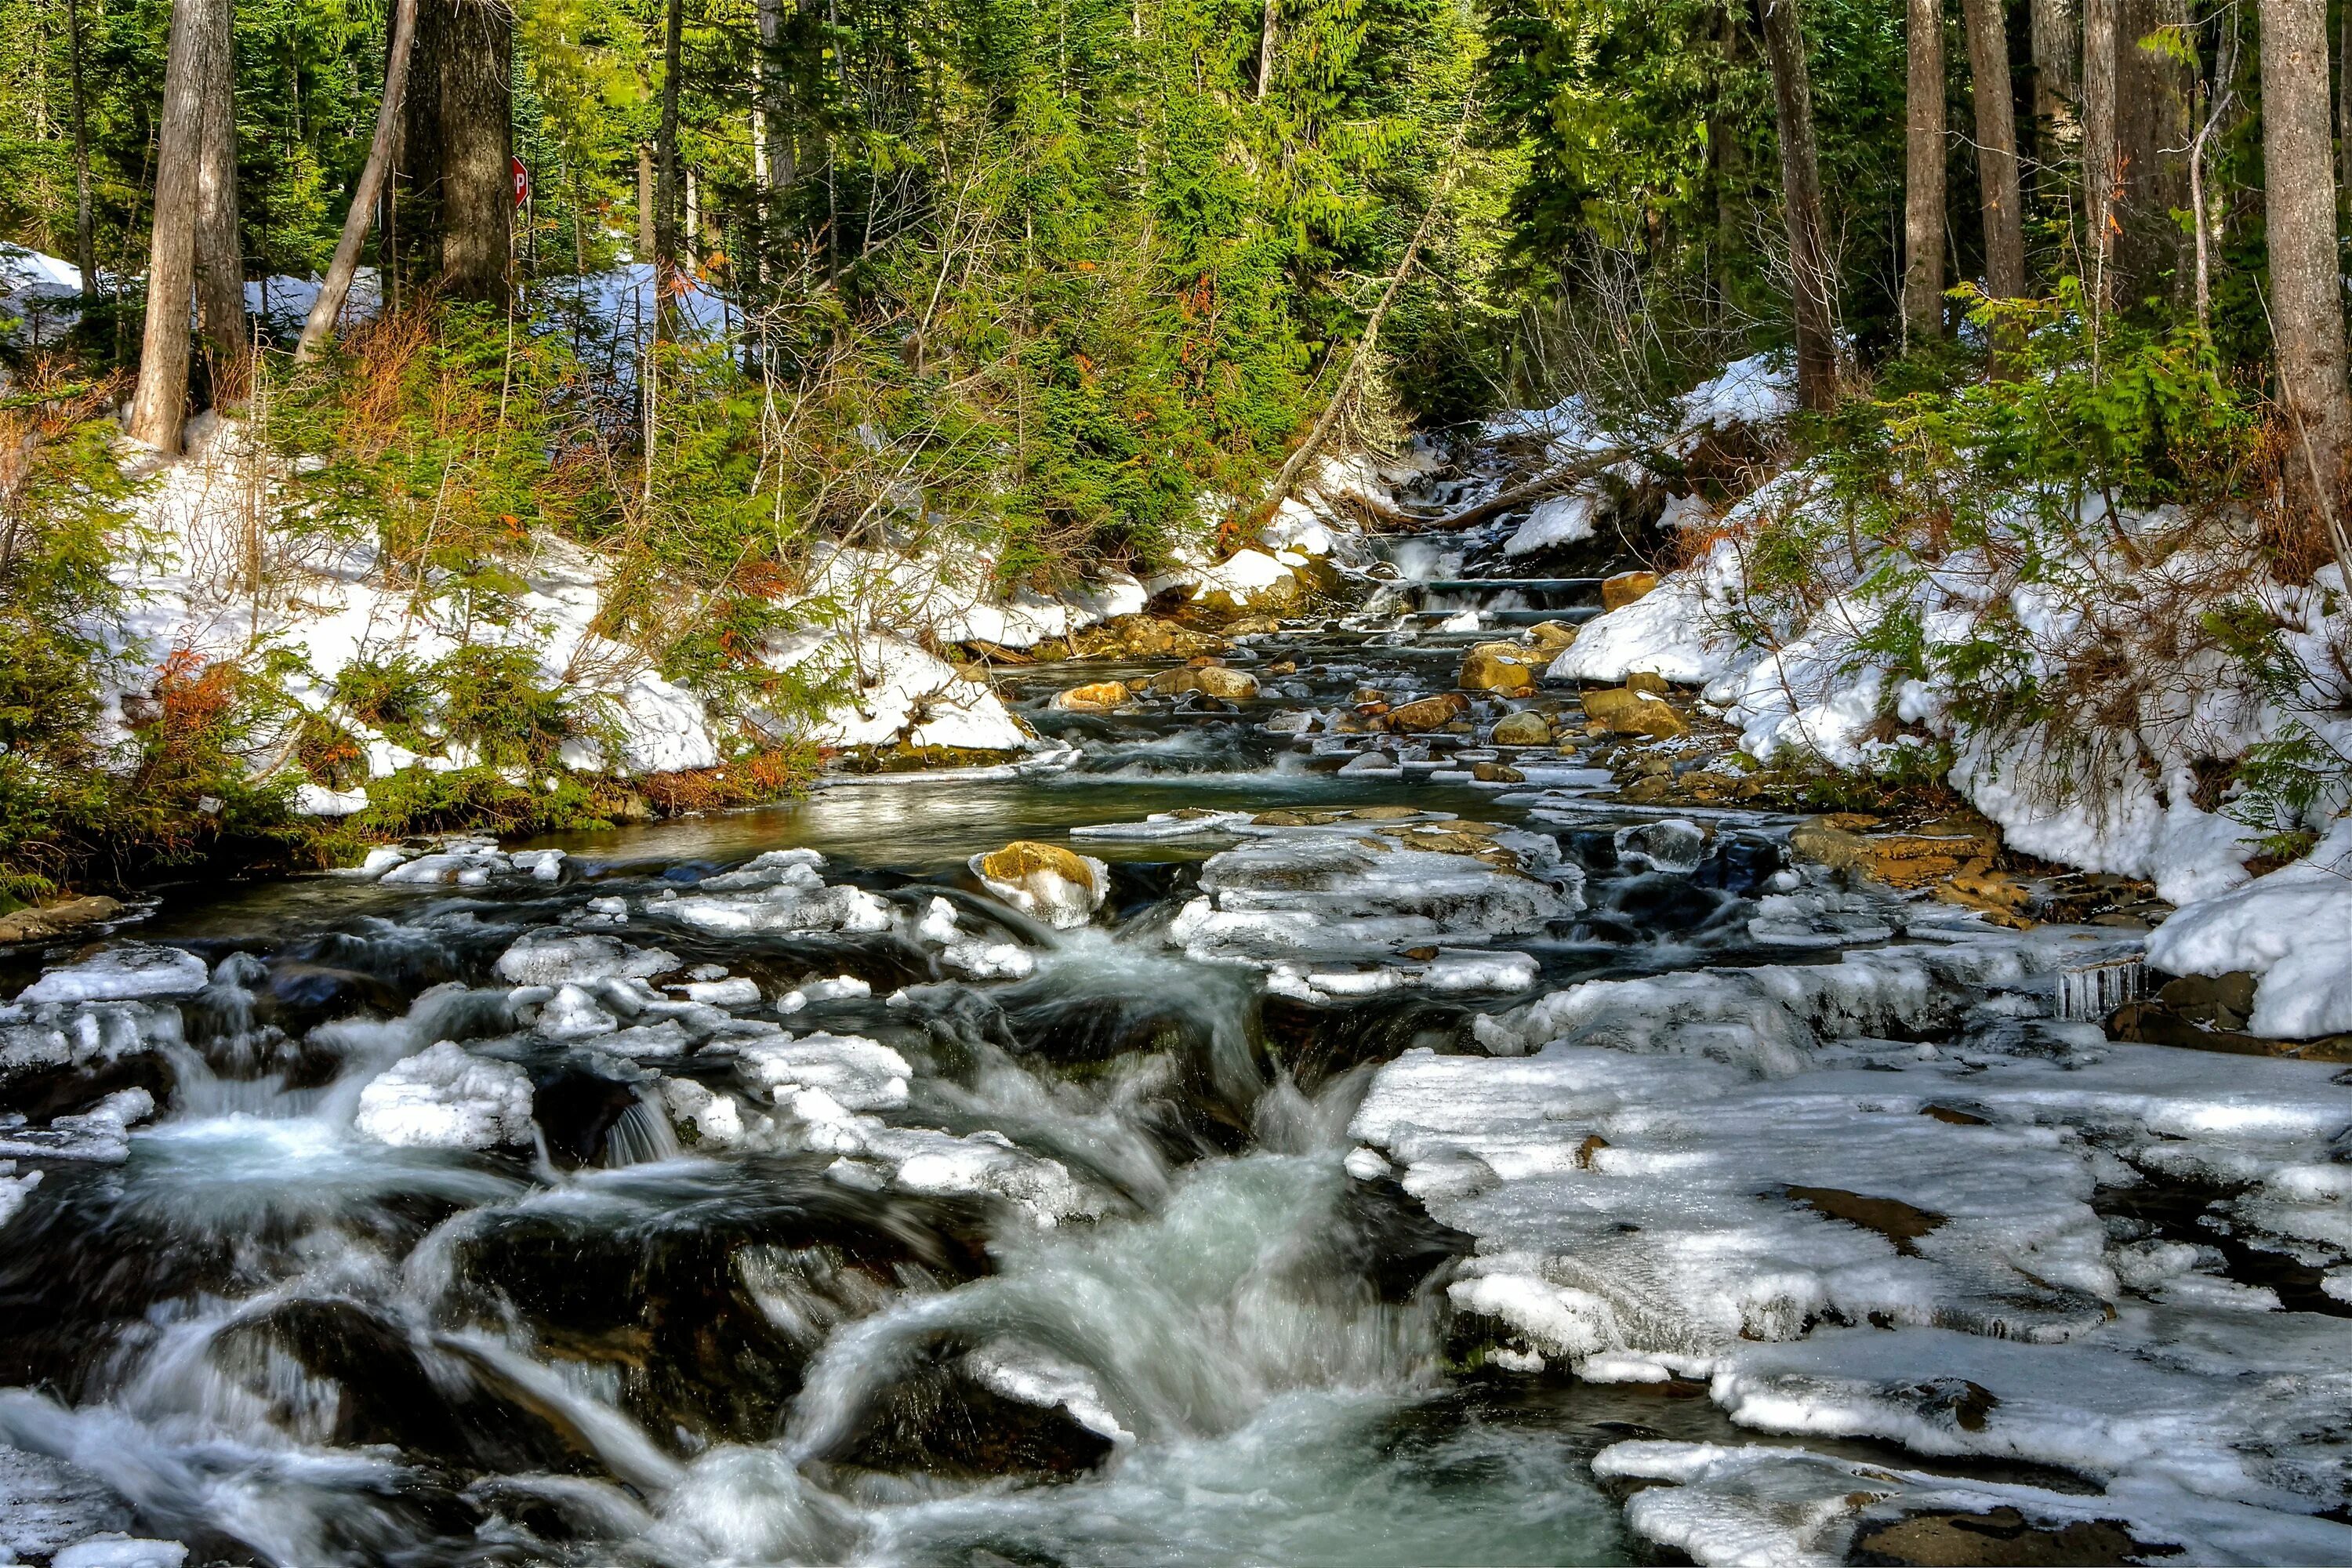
xmin=0 ymin=538 xmax=1926 ymax=1566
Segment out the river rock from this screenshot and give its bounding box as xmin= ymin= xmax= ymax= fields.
xmin=1053 ymin=681 xmax=1134 ymax=711
xmin=1147 ymin=665 xmax=1259 ymax=700
xmin=1601 ymin=570 xmax=1661 ymax=612
xmin=1526 ymin=620 xmax=1581 ymax=655
xmin=1472 ymin=761 xmax=1526 ymax=783
xmin=0 ymin=896 xmax=122 ymax=947
xmin=1459 ymin=643 xmax=1542 ymax=691
xmin=972 ymin=841 xmax=1110 ymax=928
xmin=1625 ymin=670 xmax=1671 ymax=696
xmin=1490 ymin=710 xmax=1552 ymax=746
xmin=1581 ymin=688 xmax=1687 ymax=738
xmin=1387 ymin=692 xmax=1469 ymax=732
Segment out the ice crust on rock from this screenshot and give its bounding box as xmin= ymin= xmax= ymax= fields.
xmin=663 ymin=850 xmax=894 ymax=935
xmin=494 ymin=933 xmax=681 ymax=986
xmin=16 ymin=947 xmax=209 ymax=1007
xmin=1354 ymin=923 xmax=2352 ymax=1559
xmin=1166 ymin=826 xmax=1581 ymax=964
xmin=354 ymin=1041 xmax=535 ymax=1149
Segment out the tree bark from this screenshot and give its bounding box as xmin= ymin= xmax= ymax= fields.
xmin=1903 ymin=0 xmax=1947 ymax=342
xmin=194 ymin=20 xmax=245 ymax=397
xmin=437 ymin=0 xmax=511 ymax=302
xmin=638 ymin=144 xmax=656 ymax=257
xmin=654 ymin=0 xmax=684 ymax=333
xmin=64 ymin=0 xmax=97 ymax=296
xmin=2111 ymin=0 xmax=2191 ymax=303
xmin=1759 ymin=0 xmax=1838 ymax=409
xmin=1256 ymin=0 xmax=1279 ymax=99
xmin=2259 ymin=0 xmax=2352 ymax=519
xmin=1961 ymin=0 xmax=2027 ymax=321
xmin=756 ymin=0 xmax=795 ymax=193
xmin=2080 ymin=0 xmax=2118 ymax=306
xmin=296 ymin=0 xmax=418 ymax=359
xmin=2031 ymin=0 xmax=2078 ymax=140
xmin=395 ymin=0 xmax=445 ymax=292
xmin=128 ymin=0 xmax=228 ymax=452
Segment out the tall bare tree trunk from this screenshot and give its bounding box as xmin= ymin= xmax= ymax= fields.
xmin=1904 ymin=0 xmax=1947 ymax=342
xmin=129 ymin=0 xmax=229 ymax=452
xmin=2031 ymin=0 xmax=2078 ymax=149
xmin=2259 ymin=0 xmax=2352 ymax=519
xmin=2080 ymin=0 xmax=2118 ymax=307
xmin=653 ymin=0 xmax=684 ymax=334
xmin=194 ymin=27 xmax=245 ymax=400
xmin=637 ymin=144 xmax=656 ymax=257
xmin=396 ymin=0 xmax=445 ymax=293
xmin=437 ymin=0 xmax=510 ymax=302
xmin=1256 ymin=0 xmax=1279 ymax=99
xmin=1759 ymin=0 xmax=1838 ymax=409
xmin=64 ymin=0 xmax=97 ymax=297
xmin=756 ymin=0 xmax=795 ymax=195
xmin=1961 ymin=0 xmax=2027 ymax=357
xmin=2111 ymin=0 xmax=2191 ymax=303
xmin=297 ymin=0 xmax=419 ymax=358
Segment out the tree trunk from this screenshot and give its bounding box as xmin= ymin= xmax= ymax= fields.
xmin=297 ymin=0 xmax=419 ymax=359
xmin=2341 ymin=0 xmax=2351 ymax=212
xmin=2080 ymin=0 xmax=2118 ymax=306
xmin=395 ymin=0 xmax=445 ymax=293
xmin=64 ymin=0 xmax=97 ymax=296
xmin=437 ymin=0 xmax=511 ymax=302
xmin=2111 ymin=0 xmax=2192 ymax=304
xmin=1903 ymin=0 xmax=1947 ymax=342
xmin=638 ymin=144 xmax=656 ymax=257
xmin=2259 ymin=0 xmax=2352 ymax=519
xmin=1961 ymin=0 xmax=2027 ymax=320
xmin=2023 ymin=0 xmax=2079 ymax=187
xmin=128 ymin=0 xmax=227 ymax=452
xmin=1759 ymin=0 xmax=1838 ymax=409
xmin=1256 ymin=0 xmax=1279 ymax=99
xmin=194 ymin=20 xmax=245 ymax=399
xmin=655 ymin=0 xmax=683 ymax=271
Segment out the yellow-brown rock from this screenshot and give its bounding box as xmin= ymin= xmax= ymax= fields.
xmin=1472 ymin=761 xmax=1525 ymax=783
xmin=1602 ymin=571 xmax=1661 ymax=612
xmin=1625 ymin=670 xmax=1671 ymax=697
xmin=971 ymin=840 xmax=1108 ymax=928
xmin=1460 ymin=642 xmax=1543 ymax=692
xmin=1052 ymin=681 xmax=1134 ymax=712
xmin=1386 ymin=692 xmax=1471 ymax=732
xmin=1148 ymin=665 xmax=1260 ymax=700
xmin=1581 ymin=687 xmax=1688 ymax=738
xmin=1490 ymin=710 xmax=1553 ymax=746
xmin=1526 ymin=620 xmax=1581 ymax=655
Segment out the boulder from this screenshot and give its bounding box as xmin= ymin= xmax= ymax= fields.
xmin=1386 ymin=692 xmax=1470 ymax=733
xmin=1147 ymin=665 xmax=1259 ymax=700
xmin=1472 ymin=761 xmax=1526 ymax=783
xmin=1459 ymin=642 xmax=1542 ymax=691
xmin=1625 ymin=670 xmax=1671 ymax=697
xmin=971 ymin=841 xmax=1110 ymax=929
xmin=1581 ymin=688 xmax=1688 ymax=738
xmin=1526 ymin=620 xmax=1581 ymax=655
xmin=0 ymin=895 xmax=122 ymax=947
xmin=1490 ymin=710 xmax=1552 ymax=746
xmin=1601 ymin=570 xmax=1661 ymax=612
xmin=1053 ymin=681 xmax=1133 ymax=712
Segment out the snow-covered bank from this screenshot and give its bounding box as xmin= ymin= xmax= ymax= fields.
xmin=1530 ymin=383 xmax=2352 ymax=1027
xmin=89 ymin=411 xmax=1402 ymax=818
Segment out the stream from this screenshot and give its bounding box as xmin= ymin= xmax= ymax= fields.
xmin=0 ymin=501 xmax=2201 ymax=1567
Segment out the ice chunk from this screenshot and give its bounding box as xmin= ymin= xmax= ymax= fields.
xmin=354 ymin=1041 xmax=535 ymax=1149
xmin=52 ymin=1537 xmax=189 ymax=1568
xmin=970 ymin=843 xmax=1110 ymax=930
xmin=1616 ymin=818 xmax=1707 ymax=873
xmin=665 ymin=852 xmax=892 ymax=935
xmin=495 ymin=934 xmax=681 ymax=986
xmin=681 ymin=977 xmax=760 ymax=1007
xmin=16 ymin=946 xmax=209 ymax=1006
xmin=738 ymin=1033 xmax=910 ymax=1114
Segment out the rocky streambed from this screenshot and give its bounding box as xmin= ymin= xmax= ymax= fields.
xmin=5 ymin=526 xmax=2352 ymax=1567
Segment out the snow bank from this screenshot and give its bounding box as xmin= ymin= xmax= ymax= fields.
xmin=2147 ymin=817 xmax=2352 ymax=1037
